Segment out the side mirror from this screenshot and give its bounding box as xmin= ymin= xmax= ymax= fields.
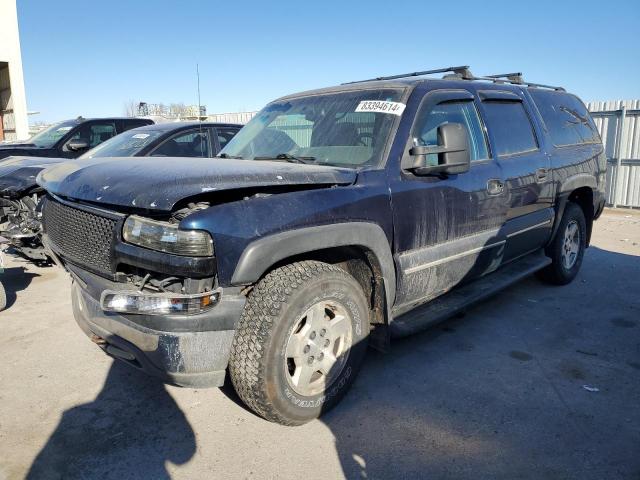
xmin=406 ymin=123 xmax=470 ymax=176
xmin=67 ymin=140 xmax=89 ymax=151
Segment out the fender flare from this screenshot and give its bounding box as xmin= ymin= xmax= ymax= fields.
xmin=230 ymin=222 xmax=396 ymax=307
xmin=550 ymin=173 xmax=597 ymax=245
xmin=558 ymin=173 xmax=596 ymax=194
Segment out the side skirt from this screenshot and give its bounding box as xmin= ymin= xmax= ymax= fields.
xmin=389 ymin=249 xmax=551 ymax=338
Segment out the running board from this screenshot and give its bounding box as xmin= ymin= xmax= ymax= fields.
xmin=389 ymin=249 xmax=551 ymax=339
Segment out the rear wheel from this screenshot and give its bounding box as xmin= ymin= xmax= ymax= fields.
xmin=229 ymin=260 xmax=370 ymax=425
xmin=538 ymin=202 xmax=587 ymax=285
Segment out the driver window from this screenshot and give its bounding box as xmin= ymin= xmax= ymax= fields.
xmin=152 ymin=129 xmax=211 ymax=157
xmin=65 ymin=122 xmax=117 ymax=150
xmin=413 ymin=101 xmax=489 ymax=165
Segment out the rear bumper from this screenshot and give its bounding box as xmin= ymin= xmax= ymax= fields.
xmin=71 ymin=281 xmax=245 ymax=388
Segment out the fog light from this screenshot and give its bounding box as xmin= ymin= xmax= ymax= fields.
xmin=100 ymin=289 xmax=221 ymax=316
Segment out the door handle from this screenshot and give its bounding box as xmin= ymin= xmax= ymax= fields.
xmin=536 ymin=168 xmax=549 ymax=183
xmin=487 ymin=179 xmax=504 ymax=196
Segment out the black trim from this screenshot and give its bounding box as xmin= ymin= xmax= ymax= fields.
xmin=231 ymin=222 xmax=396 ymax=306
xmin=114 ymin=241 xmax=216 ymax=278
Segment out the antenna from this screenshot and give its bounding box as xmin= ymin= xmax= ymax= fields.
xmin=196 ymin=63 xmax=202 ymax=122
xmin=196 ymin=64 xmax=205 ymax=156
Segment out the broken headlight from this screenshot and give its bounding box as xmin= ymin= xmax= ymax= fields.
xmin=122 ymin=215 xmax=214 ymax=257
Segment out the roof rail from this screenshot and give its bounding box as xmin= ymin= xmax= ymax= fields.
xmin=480 ymin=72 xmax=565 ymax=91
xmin=343 ymin=66 xmax=566 ymax=91
xmin=342 ymin=66 xmax=474 ymax=85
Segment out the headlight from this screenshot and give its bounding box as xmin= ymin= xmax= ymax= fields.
xmin=101 ymin=289 xmax=221 ymax=315
xmin=122 ymin=215 xmax=214 ymax=257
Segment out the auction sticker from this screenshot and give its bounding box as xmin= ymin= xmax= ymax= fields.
xmin=356 ymin=100 xmax=405 ymax=116
xmin=132 ymin=133 xmax=150 ymax=139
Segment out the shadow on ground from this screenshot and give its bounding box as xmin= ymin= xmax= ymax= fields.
xmin=321 ymin=246 xmax=640 ymax=479
xmin=26 ymin=362 xmax=196 ymax=479
xmin=0 ymin=266 xmax=40 ymax=310
xmin=26 ymin=246 xmax=639 ymax=479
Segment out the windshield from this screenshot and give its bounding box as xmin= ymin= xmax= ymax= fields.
xmin=80 ymin=129 xmax=164 ymax=159
xmin=219 ymin=88 xmax=406 ymax=168
xmin=28 ymin=120 xmax=78 ymax=148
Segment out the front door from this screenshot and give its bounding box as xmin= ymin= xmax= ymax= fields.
xmin=390 ymin=88 xmax=508 ymax=314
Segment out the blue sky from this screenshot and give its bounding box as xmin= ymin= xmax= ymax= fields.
xmin=17 ymin=0 xmax=640 ymax=123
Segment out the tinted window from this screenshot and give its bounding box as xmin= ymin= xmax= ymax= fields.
xmin=482 ymin=101 xmax=538 ymax=156
xmin=529 ymin=90 xmax=600 ymax=146
xmin=121 ymin=119 xmax=153 ymax=132
xmin=412 ymin=100 xmax=489 ymax=164
xmin=67 ymin=122 xmax=117 ymax=149
xmin=152 ymin=129 xmax=211 ymax=157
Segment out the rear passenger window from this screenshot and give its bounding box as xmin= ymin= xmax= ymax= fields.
xmin=412 ymin=101 xmax=489 ymax=163
xmin=482 ymin=101 xmax=538 ymax=156
xmin=529 ymin=90 xmax=600 ymax=146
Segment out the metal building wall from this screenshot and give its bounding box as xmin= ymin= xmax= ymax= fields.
xmin=588 ymin=100 xmax=640 ymax=208
xmin=206 ymin=111 xmax=257 ymax=125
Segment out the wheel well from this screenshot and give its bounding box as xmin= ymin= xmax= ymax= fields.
xmin=568 ymin=187 xmax=594 ymax=245
xmin=260 ymin=246 xmax=389 ymax=348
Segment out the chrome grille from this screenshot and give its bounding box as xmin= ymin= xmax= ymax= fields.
xmin=42 ymin=197 xmax=117 ymax=275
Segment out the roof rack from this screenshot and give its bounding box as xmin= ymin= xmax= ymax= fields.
xmin=343 ymin=66 xmax=474 ymax=84
xmin=343 ymin=66 xmax=565 ymax=91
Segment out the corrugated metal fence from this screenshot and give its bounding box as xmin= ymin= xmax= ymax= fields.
xmin=588 ymin=100 xmax=640 ymax=208
xmin=206 ymin=111 xmax=257 ymax=125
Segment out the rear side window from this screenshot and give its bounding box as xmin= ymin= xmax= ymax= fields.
xmin=482 ymin=101 xmax=538 ymax=156
xmin=529 ymin=90 xmax=600 ymax=146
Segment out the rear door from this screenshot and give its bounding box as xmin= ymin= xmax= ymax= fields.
xmin=390 ymin=88 xmax=508 ymax=313
xmin=478 ymin=90 xmax=554 ymax=261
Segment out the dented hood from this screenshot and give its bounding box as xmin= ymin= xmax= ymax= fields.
xmin=0 ymin=156 xmax=67 ymax=197
xmin=37 ymin=156 xmax=357 ymax=211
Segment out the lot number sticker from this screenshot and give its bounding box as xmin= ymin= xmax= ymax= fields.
xmin=356 ymin=100 xmax=406 ymax=116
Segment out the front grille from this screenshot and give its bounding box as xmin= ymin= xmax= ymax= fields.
xmin=42 ymin=197 xmax=117 ymax=275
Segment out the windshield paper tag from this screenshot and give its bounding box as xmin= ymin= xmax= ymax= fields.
xmin=356 ymin=101 xmax=406 ymax=116
xmin=132 ymin=133 xmax=150 ymax=139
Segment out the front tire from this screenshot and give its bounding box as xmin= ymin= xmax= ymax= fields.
xmin=538 ymin=202 xmax=587 ymax=285
xmin=229 ymin=260 xmax=370 ymax=425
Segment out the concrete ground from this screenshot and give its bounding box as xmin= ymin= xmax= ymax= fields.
xmin=0 ymin=210 xmax=639 ymax=480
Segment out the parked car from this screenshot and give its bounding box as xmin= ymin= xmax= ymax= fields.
xmin=0 ymin=117 xmax=154 ymax=161
xmin=38 ymin=67 xmax=606 ymax=425
xmin=0 ymin=122 xmax=241 ymax=261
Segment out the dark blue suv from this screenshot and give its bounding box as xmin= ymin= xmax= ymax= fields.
xmin=38 ymin=67 xmax=606 ymax=425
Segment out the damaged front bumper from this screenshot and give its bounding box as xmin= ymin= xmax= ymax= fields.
xmin=71 ymin=270 xmax=246 ymax=388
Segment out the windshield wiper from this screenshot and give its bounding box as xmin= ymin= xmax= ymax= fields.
xmin=254 ymin=153 xmax=317 ymax=164
xmin=216 ymin=153 xmax=243 ymax=159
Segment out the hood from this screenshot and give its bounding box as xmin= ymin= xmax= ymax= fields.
xmin=0 ymin=156 xmax=67 ymax=197
xmin=0 ymin=145 xmax=45 ymax=160
xmin=0 ymin=143 xmax=35 ymax=149
xmin=37 ymin=156 xmax=357 ymax=211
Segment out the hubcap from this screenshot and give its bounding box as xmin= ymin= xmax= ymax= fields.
xmin=284 ymin=301 xmax=353 ymax=397
xmin=561 ymin=220 xmax=580 ymax=269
